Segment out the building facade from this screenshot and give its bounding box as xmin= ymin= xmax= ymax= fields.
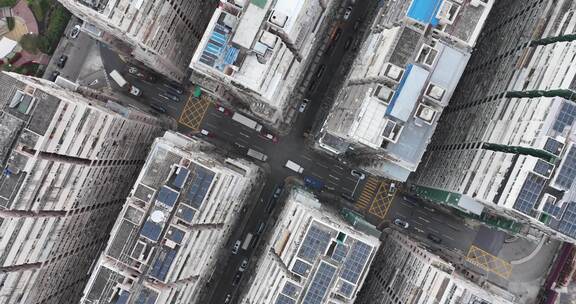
xmin=356 ymin=230 xmax=515 ymax=304
xmin=411 ymin=0 xmax=576 ymax=241
xmin=58 ymin=0 xmax=218 ymax=81
xmin=189 ymin=0 xmax=332 ymax=125
xmin=317 ymin=0 xmax=493 ymax=181
xmin=240 ymin=187 xmax=380 ymax=304
xmin=81 ymin=131 xmax=260 ymax=304
xmin=0 ymin=72 xmax=162 ymax=304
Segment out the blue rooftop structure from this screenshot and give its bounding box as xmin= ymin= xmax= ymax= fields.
xmin=157 ymin=186 xmax=179 ymax=208
xmin=166 ymin=226 xmax=186 ymax=244
xmin=115 ymin=291 xmax=130 ymax=304
xmin=149 ymin=247 xmax=178 ymax=281
xmin=406 ymin=0 xmax=442 ymax=26
xmin=187 ymin=165 xmax=215 ymax=209
xmin=386 ymin=64 xmax=430 ymax=122
xmin=140 ymin=219 xmax=163 ymax=241
xmin=175 ymin=204 xmax=196 ymax=223
xmin=172 ymin=167 xmax=189 ymax=189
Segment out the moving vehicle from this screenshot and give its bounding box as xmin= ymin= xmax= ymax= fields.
xmin=69 ymin=25 xmax=81 ymax=39
xmin=273 ymin=185 xmax=283 ymax=199
xmin=343 ymin=6 xmax=353 ymax=20
xmin=285 ymin=160 xmax=304 ymax=173
xmin=224 ymin=294 xmax=232 ymax=304
xmin=394 ymin=219 xmax=409 ymax=229
xmin=232 ymin=272 xmax=242 ymax=286
xmin=160 ymin=92 xmax=180 ymax=102
xmin=150 ymin=103 xmax=166 ymax=113
xmin=232 ymin=240 xmax=241 ymax=254
xmin=163 ymin=83 xmax=184 ymax=95
xmin=49 ymin=71 xmax=60 ymax=82
xmin=260 ymin=131 xmax=279 ymax=143
xmin=299 ymin=99 xmax=308 ymax=112
xmin=239 ymin=259 xmax=249 ymax=272
xmin=232 ymin=113 xmax=262 ymax=131
xmin=256 ymin=222 xmax=266 ymax=234
xmin=242 ymin=233 xmax=254 ymax=250
xmin=351 ymin=169 xmax=365 ymax=180
xmin=427 ymin=234 xmax=442 ymax=244
xmin=109 ymin=70 xmax=142 ymax=96
xmin=57 ymin=55 xmax=68 ymax=68
xmin=247 ymin=148 xmax=268 ymax=161
xmin=217 ymin=105 xmax=232 ymax=116
xmin=304 ymin=176 xmax=324 ymax=190
xmin=199 ymin=129 xmax=213 ymax=137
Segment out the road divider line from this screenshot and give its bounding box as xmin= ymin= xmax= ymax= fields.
xmin=418 ymin=216 xmax=430 ymax=223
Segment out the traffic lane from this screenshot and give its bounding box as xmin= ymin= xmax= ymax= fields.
xmin=210 ymin=176 xmax=285 ymax=304
xmin=388 ymin=196 xmax=477 ymax=251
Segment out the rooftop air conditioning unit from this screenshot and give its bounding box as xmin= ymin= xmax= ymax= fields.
xmin=269 ymin=10 xmax=288 ymax=28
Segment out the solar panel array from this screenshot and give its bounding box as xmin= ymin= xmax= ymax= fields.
xmin=331 ymin=243 xmax=348 ymax=263
xmin=297 ymin=224 xmax=334 ymax=263
xmin=543 ymin=202 xmax=562 ymax=218
xmin=134 ymin=287 xmax=158 ymax=304
xmin=533 ymin=159 xmax=553 ymax=178
xmin=543 ymin=137 xmax=564 ymax=156
xmin=558 ymin=202 xmax=576 ymax=238
xmin=339 ymin=240 xmax=372 ymax=284
xmin=166 ymin=226 xmax=185 ymax=244
xmin=291 ymin=259 xmax=312 ymax=277
xmin=199 ymin=23 xmax=230 ymax=70
xmin=338 ymin=281 xmax=355 ymax=298
xmin=556 ymin=145 xmax=576 ymax=190
xmin=553 ymin=102 xmax=576 ymax=133
xmin=149 ymin=247 xmax=177 ymax=281
xmin=513 ymin=173 xmax=545 ymax=215
xmin=172 ymin=167 xmax=189 ymax=189
xmin=157 ymin=186 xmax=178 ymax=208
xmin=302 ymin=262 xmax=337 ymax=304
xmin=186 ymin=165 xmax=215 ymax=209
xmin=140 ymin=219 xmax=163 ymax=241
xmin=281 ymin=281 xmax=301 ymax=298
xmin=275 ymin=294 xmax=296 ymax=304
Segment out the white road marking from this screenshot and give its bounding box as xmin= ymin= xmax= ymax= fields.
xmin=427 ymin=227 xmax=440 ymax=234
xmin=317 ymin=162 xmax=328 ymax=169
xmin=342 ymin=187 xmax=352 ymax=193
xmin=302 ymin=155 xmax=312 ymax=161
xmin=239 ymin=132 xmax=250 ymax=138
xmin=223 ymin=131 xmax=233 ymax=137
xmin=418 ymin=216 xmax=431 ymax=223
xmin=209 ymin=112 xmax=220 ymax=118
xmin=443 ymin=234 xmax=455 ymax=241
xmin=414 ymin=227 xmax=424 ymax=233
xmin=206 ymin=122 xmax=217 ymax=129
xmin=346 ymin=176 xmax=357 ymax=183
xmin=328 ymin=174 xmax=340 ymax=181
xmin=327 ymin=180 xmax=338 ymax=186
xmin=237 ymin=138 xmax=248 ymax=145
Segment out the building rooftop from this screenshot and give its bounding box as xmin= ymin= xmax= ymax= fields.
xmin=82 ymin=132 xmax=259 ymax=304
xmin=241 ymin=188 xmax=380 ymax=303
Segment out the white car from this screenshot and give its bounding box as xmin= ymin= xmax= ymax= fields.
xmin=299 ymin=99 xmax=309 ymax=112
xmin=232 ymin=240 xmax=241 ymax=254
xmin=69 ymin=25 xmax=81 ymax=39
xmin=343 ymin=6 xmax=353 ymax=20
xmin=239 ymin=259 xmax=249 ymax=272
xmin=394 ymin=219 xmax=409 ymax=229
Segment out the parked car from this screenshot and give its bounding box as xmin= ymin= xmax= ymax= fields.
xmin=299 ymin=99 xmax=309 ymax=113
xmin=273 ymin=186 xmax=283 ymax=199
xmin=394 ymin=219 xmax=409 ymax=229
xmin=224 ymin=294 xmax=232 ymax=304
xmin=343 ymin=6 xmax=353 ymax=20
xmin=239 ymin=259 xmax=249 ymax=272
xmin=69 ymin=25 xmax=81 ymax=39
xmin=57 ymin=55 xmax=68 ymax=68
xmin=49 ymin=70 xmax=60 ymax=82
xmin=344 ymin=37 xmax=354 ymax=50
xmin=216 ymin=105 xmax=232 ymax=116
xmin=427 ymin=234 xmax=442 ymax=244
xmin=199 ymin=129 xmax=213 ymax=137
xmin=351 ymin=169 xmax=365 ymax=180
xmin=150 ymin=103 xmax=166 ymax=113
xmin=232 ymin=272 xmax=243 ymax=286
xmin=315 ymin=65 xmax=326 ymax=79
xmin=232 ymin=240 xmax=241 ymax=254
xmin=260 ymin=131 xmax=279 ymax=143
xmin=160 ymin=92 xmax=180 ymax=102
xmin=163 ymin=83 xmax=184 ymax=95
xmin=256 ymin=221 xmax=266 ymax=234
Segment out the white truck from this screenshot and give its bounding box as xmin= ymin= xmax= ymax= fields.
xmin=109 ymin=70 xmax=142 ymax=97
xmin=241 ymin=233 xmax=254 ymax=250
xmin=247 ymin=148 xmax=268 ymax=161
xmin=285 ymin=160 xmax=303 ymax=173
xmin=232 ymin=113 xmax=262 ymax=132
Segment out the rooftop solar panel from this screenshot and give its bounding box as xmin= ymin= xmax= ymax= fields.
xmin=556 ymin=145 xmax=576 ymax=190
xmin=543 ymin=137 xmax=564 ymax=156
xmin=558 ymin=202 xmax=576 ymax=238
xmin=115 ymin=290 xmax=130 ymax=304
xmin=157 ymin=186 xmax=179 ymax=208
xmin=533 ymin=159 xmax=553 ymax=178
xmin=291 ymin=259 xmax=312 ymax=277
xmin=513 ymin=173 xmax=545 ymax=215
xmin=275 ymin=294 xmax=296 ymax=304
xmin=302 ymin=261 xmax=337 ymax=304
xmin=331 ymin=243 xmax=348 ymax=263
xmin=140 ymin=219 xmax=163 ymax=242
xmin=134 ymin=288 xmax=158 ymax=304
xmin=340 ymin=240 xmax=373 ymax=284
xmin=282 ymin=281 xmax=301 ymax=298
xmin=149 ymin=247 xmax=178 ymax=282
xmin=172 ymin=167 xmax=189 ymax=189
xmin=175 ymin=204 xmax=196 ymax=223
xmin=297 ymin=223 xmax=333 ymax=263
xmin=553 ymin=102 xmax=576 ymax=133
xmin=186 ymin=166 xmax=215 ymax=209
xmin=166 ymin=226 xmax=185 ymax=244
xmin=338 ymin=281 xmax=355 ymax=298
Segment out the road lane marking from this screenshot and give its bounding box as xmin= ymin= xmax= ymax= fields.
xmin=428 ymin=227 xmax=440 ymax=234
xmin=328 ymin=174 xmax=340 ymax=181
xmin=346 ymin=176 xmax=357 ymax=182
xmin=443 ymin=234 xmax=454 ymax=241
xmin=239 ymin=132 xmax=250 ymax=138
xmin=302 ymin=155 xmax=312 ymax=161
xmin=310 ymin=171 xmax=323 ymax=179
xmin=417 ymin=216 xmax=430 ymax=223
xmin=318 ymin=162 xmax=328 ymax=169
xmin=327 ymin=180 xmax=338 ymax=187
xmin=206 ymin=122 xmax=217 ymax=129
xmin=209 ymin=112 xmax=220 ymax=118
xmin=237 ymin=138 xmax=248 ymax=145
xmin=342 ymin=187 xmax=352 ymax=193
xmin=224 ymin=131 xmax=233 ymax=137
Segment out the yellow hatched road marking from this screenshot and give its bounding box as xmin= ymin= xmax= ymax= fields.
xmin=465 ymin=245 xmax=512 ymax=279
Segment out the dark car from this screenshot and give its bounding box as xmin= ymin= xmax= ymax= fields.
xmin=49 ymin=70 xmax=60 ymax=82
xmin=56 ymin=55 xmax=68 ymax=68
xmin=427 ymin=234 xmax=442 ymax=244
xmin=273 ymin=186 xmax=283 ymax=199
xmin=150 ymin=103 xmax=166 ymax=113
xmin=160 ymin=92 xmax=180 ymax=102
xmin=232 ymin=272 xmax=243 ymax=286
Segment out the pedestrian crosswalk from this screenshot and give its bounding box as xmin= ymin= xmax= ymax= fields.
xmin=355 ymin=177 xmax=379 ymax=210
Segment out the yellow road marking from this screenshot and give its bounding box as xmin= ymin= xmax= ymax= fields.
xmin=465 ymin=245 xmax=512 ymax=279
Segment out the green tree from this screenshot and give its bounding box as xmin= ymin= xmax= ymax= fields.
xmin=19 ymin=33 xmax=39 ymax=53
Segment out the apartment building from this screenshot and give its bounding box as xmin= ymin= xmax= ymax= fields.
xmin=0 ymin=72 xmax=162 ymax=304
xmin=356 ymin=230 xmax=514 ymax=304
xmin=240 ymin=187 xmax=380 ymax=304
xmin=411 ymin=0 xmax=576 ymax=241
xmin=317 ymin=0 xmax=493 ymax=181
xmin=58 ymin=0 xmax=218 ymax=81
xmin=189 ymin=0 xmax=332 ymax=125
xmin=81 ymin=131 xmax=260 ymax=304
